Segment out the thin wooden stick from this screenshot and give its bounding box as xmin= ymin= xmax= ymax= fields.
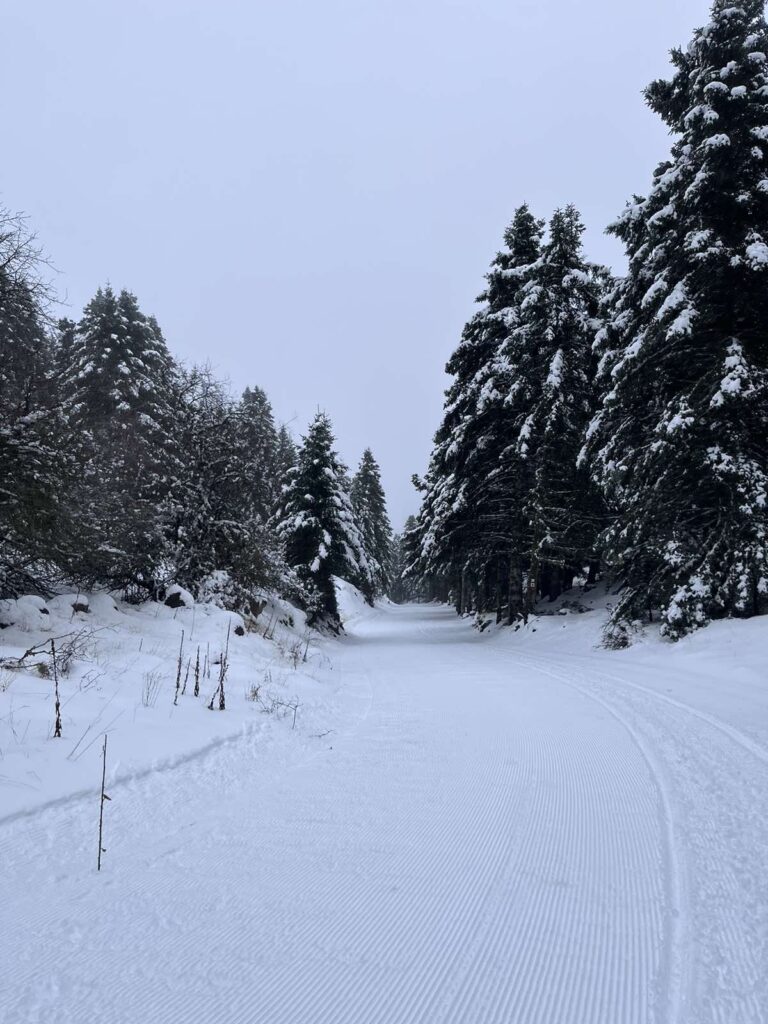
xmin=97 ymin=735 xmax=111 ymax=871
xmin=51 ymin=639 xmax=62 ymax=738
xmin=173 ymin=629 xmax=185 ymax=705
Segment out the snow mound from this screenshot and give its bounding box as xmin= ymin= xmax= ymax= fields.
xmin=0 ymin=588 xmax=331 ymax=820
xmin=333 ymin=577 xmax=373 ymax=627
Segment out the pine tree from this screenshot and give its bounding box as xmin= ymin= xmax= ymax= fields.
xmin=0 ymin=208 xmax=73 ymax=596
xmin=62 ymin=286 xmax=179 ymax=595
xmin=351 ymin=448 xmax=393 ymax=598
xmin=273 ymin=413 xmax=371 ymax=625
xmin=585 ymin=0 xmax=768 ymax=639
xmin=501 ymin=206 xmax=604 ymax=609
xmin=274 ymin=424 xmax=297 ymax=496
xmin=416 ymin=205 xmax=603 ymax=618
xmin=236 ymin=385 xmax=279 ymax=523
xmin=165 ymin=367 xmax=283 ymax=606
xmin=417 ymin=205 xmax=545 ymax=613
xmin=390 ymin=516 xmax=428 ymax=602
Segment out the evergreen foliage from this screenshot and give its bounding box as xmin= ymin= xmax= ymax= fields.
xmin=351 ymin=448 xmax=393 ymax=599
xmin=414 ymin=205 xmax=604 ymax=620
xmin=273 ymin=413 xmax=371 ymax=625
xmin=236 ymin=386 xmax=280 ymax=523
xmin=584 ymin=0 xmax=768 ymax=639
xmin=417 ymin=205 xmax=544 ymax=611
xmin=61 ymin=285 xmax=179 ymax=594
xmin=165 ymin=368 xmax=284 ymax=607
xmin=0 ymin=208 xmax=73 ymax=596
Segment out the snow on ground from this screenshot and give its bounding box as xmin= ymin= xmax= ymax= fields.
xmin=0 ymin=590 xmax=336 ymax=820
xmin=2 ymin=589 xmax=767 ymax=1023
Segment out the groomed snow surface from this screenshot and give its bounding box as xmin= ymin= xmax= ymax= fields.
xmin=2 ymin=584 xmax=767 ymax=1023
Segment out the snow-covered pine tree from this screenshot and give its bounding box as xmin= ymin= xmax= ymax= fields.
xmin=390 ymin=515 xmax=433 ymax=603
xmin=236 ymin=385 xmax=280 ymax=523
xmin=501 ymin=206 xmax=604 ymax=610
xmin=165 ymin=366 xmax=284 ymax=607
xmin=62 ymin=286 xmax=179 ymax=595
xmin=273 ymin=413 xmax=371 ymax=625
xmin=0 ymin=277 xmax=61 ymax=595
xmin=585 ymin=0 xmax=768 ymax=640
xmin=274 ymin=424 xmax=297 ymax=496
xmin=0 ymin=206 xmax=75 ymax=597
xmin=416 ymin=205 xmax=544 ymax=615
xmin=351 ymin=448 xmax=393 ymax=599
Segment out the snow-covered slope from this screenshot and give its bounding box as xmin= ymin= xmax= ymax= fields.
xmin=334 ymin=576 xmax=376 ymax=628
xmin=0 ymin=591 xmax=339 ymax=821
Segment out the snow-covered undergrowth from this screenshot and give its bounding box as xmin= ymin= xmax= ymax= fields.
xmin=0 ymin=589 xmax=341 ymax=821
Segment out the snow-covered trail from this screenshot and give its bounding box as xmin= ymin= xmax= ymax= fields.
xmin=2 ymin=603 xmax=766 ymax=1024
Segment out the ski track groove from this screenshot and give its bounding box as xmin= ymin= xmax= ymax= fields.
xmin=5 ymin=605 xmax=764 ymax=1023
xmin=487 ymin=639 xmax=768 ymax=1024
xmin=544 ymin=650 xmax=768 ymax=767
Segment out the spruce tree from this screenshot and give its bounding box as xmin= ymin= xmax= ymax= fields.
xmin=236 ymin=385 xmax=279 ymax=523
xmin=501 ymin=206 xmax=604 ymax=609
xmin=274 ymin=424 xmax=297 ymax=495
xmin=351 ymin=448 xmax=393 ymax=598
xmin=0 ymin=277 xmax=67 ymax=595
xmin=416 ymin=205 xmax=603 ymax=618
xmin=62 ymin=286 xmax=179 ymax=595
xmin=273 ymin=413 xmax=371 ymax=625
xmin=585 ymin=0 xmax=768 ymax=639
xmin=165 ymin=367 xmax=284 ymax=606
xmin=417 ymin=205 xmax=544 ymax=613
xmin=0 ymin=208 xmax=73 ymax=596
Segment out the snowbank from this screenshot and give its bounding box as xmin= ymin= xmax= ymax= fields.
xmin=333 ymin=577 xmax=375 ymax=627
xmin=0 ymin=590 xmax=337 ymax=820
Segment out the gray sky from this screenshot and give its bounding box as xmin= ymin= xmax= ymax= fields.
xmin=3 ymin=0 xmax=707 ymax=528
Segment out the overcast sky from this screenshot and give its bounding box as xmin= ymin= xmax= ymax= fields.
xmin=3 ymin=0 xmax=708 ymax=527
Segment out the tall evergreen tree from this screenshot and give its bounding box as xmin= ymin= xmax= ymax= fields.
xmin=500 ymin=206 xmax=604 ymax=608
xmin=165 ymin=367 xmax=284 ymax=606
xmin=0 ymin=279 xmax=66 ymax=595
xmin=0 ymin=207 xmax=73 ymax=597
xmin=236 ymin=385 xmax=279 ymax=523
xmin=273 ymin=413 xmax=371 ymax=625
xmin=417 ymin=205 xmax=544 ymax=612
xmin=351 ymin=448 xmax=393 ymax=598
xmin=274 ymin=424 xmax=297 ymax=493
xmin=585 ymin=0 xmax=768 ymax=639
xmin=62 ymin=286 xmax=179 ymax=595
xmin=416 ymin=205 xmax=603 ymax=618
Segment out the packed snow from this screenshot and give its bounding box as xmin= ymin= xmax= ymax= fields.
xmin=2 ymin=587 xmax=767 ymax=1023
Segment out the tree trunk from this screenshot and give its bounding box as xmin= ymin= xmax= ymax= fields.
xmin=525 ymin=550 xmax=539 ymax=619
xmin=507 ymin=555 xmax=524 ymax=625
xmin=547 ymin=565 xmax=562 ymax=602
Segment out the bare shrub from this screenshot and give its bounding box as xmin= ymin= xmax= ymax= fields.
xmin=141 ymin=670 xmax=163 ymax=708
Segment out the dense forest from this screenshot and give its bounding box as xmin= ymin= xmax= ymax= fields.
xmin=408 ymin=0 xmax=768 ymax=643
xmin=0 ymin=216 xmax=392 ymax=630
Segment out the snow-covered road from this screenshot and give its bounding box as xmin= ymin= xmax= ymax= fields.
xmin=3 ymin=603 xmax=767 ymax=1023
